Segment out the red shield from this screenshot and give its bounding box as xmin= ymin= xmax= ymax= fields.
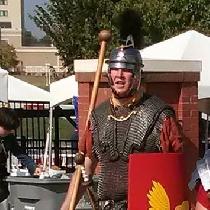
xmin=128 ymin=153 xmax=189 ymax=210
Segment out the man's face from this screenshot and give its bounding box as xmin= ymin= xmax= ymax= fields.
xmin=0 ymin=126 xmax=13 ymax=137
xmin=109 ymin=68 xmax=133 ymax=98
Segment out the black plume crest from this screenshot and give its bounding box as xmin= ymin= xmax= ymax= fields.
xmin=116 ymin=8 xmax=144 ymax=49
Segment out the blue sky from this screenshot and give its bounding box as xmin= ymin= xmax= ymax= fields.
xmin=24 ymin=0 xmax=48 ymax=38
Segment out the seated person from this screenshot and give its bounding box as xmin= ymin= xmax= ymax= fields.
xmin=0 ymin=107 xmax=37 ymax=203
xmin=2 ymin=134 xmax=36 ymax=175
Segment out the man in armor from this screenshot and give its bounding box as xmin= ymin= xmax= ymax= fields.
xmin=0 ymin=107 xmax=37 ymax=205
xmin=61 ymin=44 xmax=183 ymax=210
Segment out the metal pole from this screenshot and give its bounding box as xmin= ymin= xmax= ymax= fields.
xmin=0 ymin=27 xmax=2 ymax=67
xmin=54 ymin=107 xmax=60 ymax=166
xmin=48 ymin=106 xmax=53 ymax=168
xmin=48 ymin=66 xmax=51 ymax=85
xmin=205 ymin=114 xmax=209 ymax=151
xmin=45 ymin=63 xmax=50 ymax=86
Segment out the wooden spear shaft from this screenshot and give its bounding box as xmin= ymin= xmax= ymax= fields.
xmin=86 ymin=34 xmax=110 ymax=125
xmin=68 ymin=30 xmax=111 ymax=210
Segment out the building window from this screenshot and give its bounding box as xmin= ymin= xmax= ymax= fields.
xmin=0 ymin=22 xmax=11 ymax=28
xmin=0 ymin=10 xmax=8 ymax=17
xmin=1 ymin=40 xmax=8 ymax=44
xmin=0 ymin=0 xmax=8 ymax=5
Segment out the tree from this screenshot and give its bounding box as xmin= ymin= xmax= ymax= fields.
xmin=0 ymin=42 xmax=18 ymax=71
xmin=32 ymin=0 xmax=119 ymax=70
xmin=32 ymin=0 xmax=210 ymax=71
xmin=134 ymin=0 xmax=210 ymax=45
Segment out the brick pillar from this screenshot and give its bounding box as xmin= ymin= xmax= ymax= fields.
xmin=178 ymin=82 xmax=199 ymax=205
xmin=178 ymin=82 xmax=199 ymax=172
xmin=76 ymin=73 xmax=110 ymax=140
xmin=77 ymin=82 xmax=90 ymax=139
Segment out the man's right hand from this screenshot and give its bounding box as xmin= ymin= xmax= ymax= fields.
xmin=34 ymin=165 xmax=43 ymax=176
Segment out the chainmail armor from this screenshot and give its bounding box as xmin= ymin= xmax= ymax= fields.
xmin=91 ymin=95 xmax=175 ymax=201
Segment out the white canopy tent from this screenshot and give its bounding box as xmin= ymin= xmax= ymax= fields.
xmin=44 ymin=75 xmax=78 ymax=169
xmin=50 ymin=75 xmax=78 ymax=107
xmin=8 ymin=75 xmax=50 ymax=102
xmin=5 ymin=74 xmax=77 ymax=104
xmin=141 ymin=30 xmax=210 ymax=149
xmin=0 ymin=68 xmax=8 ymax=102
xmin=0 ymin=69 xmax=49 ymax=103
xmin=1 ymin=71 xmax=78 ymax=170
xmin=141 ymin=30 xmax=210 ymax=99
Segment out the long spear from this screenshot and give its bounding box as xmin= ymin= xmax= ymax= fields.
xmin=69 ymin=30 xmax=111 ymax=210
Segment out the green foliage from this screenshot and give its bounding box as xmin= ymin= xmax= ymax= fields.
xmin=0 ymin=42 xmax=19 ymax=70
xmin=32 ymin=0 xmax=210 ymax=71
xmin=125 ymin=0 xmax=210 ymax=45
xmin=32 ymin=0 xmax=115 ymax=69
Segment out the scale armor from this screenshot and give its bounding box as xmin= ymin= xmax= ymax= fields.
xmin=91 ymin=94 xmax=175 ymax=201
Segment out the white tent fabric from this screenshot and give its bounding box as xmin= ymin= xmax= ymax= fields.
xmin=1 ymin=73 xmax=77 ymax=104
xmin=50 ymin=75 xmax=78 ymax=107
xmin=141 ymin=30 xmax=210 ymax=99
xmin=0 ymin=68 xmax=8 ymax=102
xmin=8 ymin=75 xmax=49 ymax=102
xmin=47 ymin=75 xmax=78 ymax=168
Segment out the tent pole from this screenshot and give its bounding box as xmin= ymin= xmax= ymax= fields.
xmin=48 ymin=106 xmax=53 ymax=169
xmin=43 ymin=130 xmax=50 ymax=171
xmin=205 ymin=114 xmax=209 ymax=151
xmin=54 ymin=107 xmax=60 ymax=166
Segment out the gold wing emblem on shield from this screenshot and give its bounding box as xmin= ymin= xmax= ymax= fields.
xmin=174 ymin=201 xmax=189 ymax=210
xmin=147 ymin=181 xmax=189 ymax=210
xmin=147 ymin=181 xmax=170 ymax=210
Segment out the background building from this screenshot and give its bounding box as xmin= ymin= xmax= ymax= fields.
xmin=0 ymin=0 xmax=65 ymax=75
xmin=0 ymin=0 xmax=24 ymax=48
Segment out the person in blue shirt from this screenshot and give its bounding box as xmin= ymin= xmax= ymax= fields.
xmin=0 ymin=107 xmax=36 ymax=203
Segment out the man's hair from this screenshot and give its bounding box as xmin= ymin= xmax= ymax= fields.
xmin=0 ymin=107 xmax=20 ymax=130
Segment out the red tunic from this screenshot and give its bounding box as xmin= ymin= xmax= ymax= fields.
xmin=196 ymin=184 xmax=210 ymax=209
xmin=160 ymin=116 xmax=183 ymax=152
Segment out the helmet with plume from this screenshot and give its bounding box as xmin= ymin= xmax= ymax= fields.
xmin=107 ymin=9 xmax=144 ymax=98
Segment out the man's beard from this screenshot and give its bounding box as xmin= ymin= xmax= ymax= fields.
xmin=111 ymin=85 xmax=133 ymax=99
xmin=108 ymin=73 xmax=141 ymax=99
